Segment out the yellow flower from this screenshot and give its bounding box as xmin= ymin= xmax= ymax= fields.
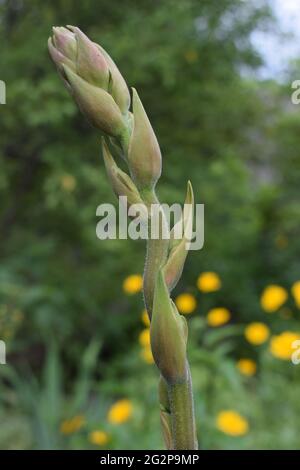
xmin=139 ymin=328 xmax=150 ymax=347
xmin=197 ymin=272 xmax=221 ymax=293
xmin=60 ymin=415 xmax=85 ymax=435
xmin=2 ymin=328 xmax=13 ymax=340
xmin=291 ymin=281 xmax=300 ymax=308
xmin=260 ymin=285 xmax=288 ymax=313
xmin=184 ymin=49 xmax=199 ymax=64
xmin=237 ymin=359 xmax=257 ymax=376
xmin=207 ymin=307 xmax=231 ymax=327
xmin=175 ymin=293 xmax=197 ymax=314
xmin=61 ymin=174 xmax=76 ymax=192
xmin=141 ymin=309 xmax=150 ymax=327
xmin=89 ymin=430 xmax=109 ymax=446
xmin=60 ymin=420 xmax=73 ymax=435
xmin=123 ymin=274 xmax=143 ymax=294
xmin=270 ymin=331 xmax=300 ymax=360
xmin=216 ymin=410 xmax=249 ymax=436
xmin=275 ymin=234 xmax=288 ymax=249
xmin=12 ymin=309 xmax=24 ymax=323
xmin=107 ymin=399 xmax=133 ymax=424
xmin=244 ymin=322 xmax=270 ymax=345
xmin=140 ymin=346 xmax=154 ymax=364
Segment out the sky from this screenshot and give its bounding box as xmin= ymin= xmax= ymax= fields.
xmin=253 ymin=0 xmax=300 ymax=79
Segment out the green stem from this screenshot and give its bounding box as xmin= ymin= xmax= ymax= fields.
xmin=142 ymin=189 xmax=169 ymax=318
xmin=142 ymin=188 xmax=198 ymax=450
xmin=168 ymin=366 xmax=198 ymax=450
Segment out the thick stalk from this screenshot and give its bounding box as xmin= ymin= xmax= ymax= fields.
xmin=168 ymin=365 xmax=198 ymax=450
xmin=142 ymin=189 xmax=169 ymax=318
xmin=142 ymin=188 xmax=198 ymax=450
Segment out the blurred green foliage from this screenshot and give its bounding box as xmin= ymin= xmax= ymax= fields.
xmin=0 ymin=0 xmax=300 ymax=450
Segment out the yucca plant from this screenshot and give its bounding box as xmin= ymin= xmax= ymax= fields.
xmin=48 ymin=26 xmax=198 ymax=450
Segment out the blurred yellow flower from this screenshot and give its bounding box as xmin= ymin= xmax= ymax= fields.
xmin=207 ymin=307 xmax=230 ymax=327
xmin=184 ymin=49 xmax=199 ymax=63
xmin=107 ymin=399 xmax=133 ymax=424
xmin=88 ymin=430 xmax=109 ymax=446
xmin=60 ymin=415 xmax=85 ymax=435
xmin=260 ymin=285 xmax=288 ymax=313
xmin=291 ymin=281 xmax=300 ymax=309
xmin=197 ymin=272 xmax=221 ymax=293
xmin=269 ymin=331 xmax=300 ymax=360
xmin=140 ymin=346 xmax=154 ymax=364
xmin=139 ymin=328 xmax=150 ymax=347
xmin=275 ymin=234 xmax=288 ymax=249
xmin=244 ymin=322 xmax=270 ymax=345
xmin=2 ymin=328 xmax=13 ymax=340
xmin=11 ymin=309 xmax=24 ymax=323
xmin=175 ymin=293 xmax=196 ymax=314
xmin=237 ymin=358 xmax=257 ymax=376
xmin=216 ymin=410 xmax=249 ymax=436
xmin=141 ymin=309 xmax=150 ymax=327
xmin=61 ymin=174 xmax=76 ymax=192
xmin=123 ymin=274 xmax=143 ymax=294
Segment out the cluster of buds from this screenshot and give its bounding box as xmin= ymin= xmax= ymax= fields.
xmin=48 ymin=26 xmax=161 ymax=192
xmin=48 ymin=26 xmax=197 ymax=449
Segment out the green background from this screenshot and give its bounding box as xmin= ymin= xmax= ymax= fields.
xmin=0 ymin=0 xmax=300 ymax=449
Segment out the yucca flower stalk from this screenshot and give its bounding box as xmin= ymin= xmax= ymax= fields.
xmin=48 ymin=26 xmax=198 ymax=450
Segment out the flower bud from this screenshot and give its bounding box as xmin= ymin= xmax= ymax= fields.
xmin=52 ymin=26 xmax=77 ymax=61
xmin=96 ymin=44 xmax=131 ymax=114
xmin=160 ymin=410 xmax=173 ymax=449
xmin=63 ymin=65 xmax=126 ymax=137
xmin=48 ymin=26 xmax=130 ymax=115
xmin=159 ymin=376 xmax=173 ymax=449
xmin=102 ymin=139 xmax=146 ymax=210
xmin=150 ymin=269 xmax=188 ymax=384
xmin=48 ymin=37 xmax=76 ymax=75
xmin=68 ymin=26 xmax=109 ymax=89
xmin=127 ymin=88 xmax=162 ymax=190
xmin=164 ymin=181 xmax=194 ymax=291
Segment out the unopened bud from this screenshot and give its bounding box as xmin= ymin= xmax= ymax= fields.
xmin=52 ymin=26 xmax=77 ymax=61
xmin=63 ymin=65 xmax=126 ymax=137
xmin=97 ymin=44 xmax=131 ymax=114
xmin=70 ymin=26 xmax=109 ymax=89
xmin=48 ymin=25 xmax=130 ymax=117
xmin=127 ymin=88 xmax=162 ymax=190
xmin=159 ymin=376 xmax=173 ymax=449
xmin=150 ymin=269 xmax=188 ymax=384
xmin=163 ymin=181 xmax=194 ymax=291
xmin=48 ymin=36 xmax=76 ymax=75
xmin=102 ymin=139 xmax=146 ymax=210
xmin=160 ymin=410 xmax=173 ymax=449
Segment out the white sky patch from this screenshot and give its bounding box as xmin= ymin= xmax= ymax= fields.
xmin=252 ymin=0 xmax=300 ymax=79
